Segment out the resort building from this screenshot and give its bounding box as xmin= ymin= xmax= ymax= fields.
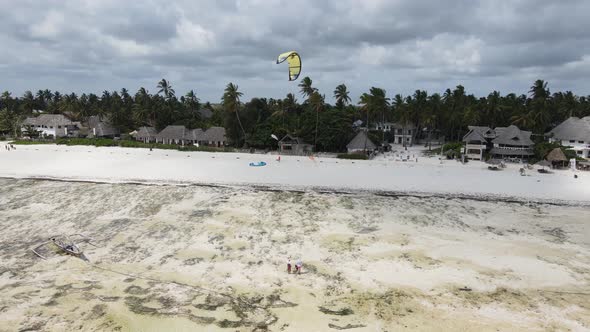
xmin=278 ymin=135 xmax=313 ymax=155
xmin=374 ymin=122 xmax=416 ymax=145
xmin=462 ymin=126 xmax=497 ymax=160
xmin=155 ymin=125 xmax=194 ymax=145
xmin=152 ymin=125 xmax=226 ymax=147
xmin=347 ymin=130 xmax=377 ymax=154
xmin=546 ymin=116 xmax=590 ymax=159
xmin=463 ymin=125 xmax=534 ymax=161
xmin=135 ymin=126 xmax=158 ymax=143
xmin=196 ymin=127 xmax=227 ymax=147
xmin=21 ymin=114 xmax=81 ymax=138
xmin=490 ymin=125 xmax=534 ymax=161
xmin=86 ymin=116 xmax=119 ymax=138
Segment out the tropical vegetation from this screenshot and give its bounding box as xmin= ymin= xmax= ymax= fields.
xmin=1 ymin=79 xmax=590 ymax=153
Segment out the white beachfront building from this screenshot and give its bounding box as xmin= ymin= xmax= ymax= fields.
xmin=21 ymin=114 xmax=81 ymax=138
xmin=374 ymin=122 xmax=416 ymax=145
xmin=462 ymin=126 xmax=496 ymax=160
xmin=546 ymin=116 xmax=590 ymax=159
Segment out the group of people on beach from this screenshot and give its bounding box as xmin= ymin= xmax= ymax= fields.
xmin=287 ymin=258 xmax=302 ymax=274
xmin=3 ymin=144 xmax=15 ymax=151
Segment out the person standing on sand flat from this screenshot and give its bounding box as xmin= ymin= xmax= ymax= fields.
xmin=287 ymin=258 xmax=292 ymax=274
xmin=295 ymin=260 xmax=302 ymax=274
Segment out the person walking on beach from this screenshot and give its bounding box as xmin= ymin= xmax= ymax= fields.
xmin=287 ymin=258 xmax=292 ymax=274
xmin=295 ymin=260 xmax=302 ymax=274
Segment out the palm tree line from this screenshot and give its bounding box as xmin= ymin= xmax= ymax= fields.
xmin=2 ymin=78 xmax=590 ymax=152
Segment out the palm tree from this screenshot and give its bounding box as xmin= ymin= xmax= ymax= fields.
xmin=157 ymin=78 xmax=175 ymax=100
xmin=298 ymin=77 xmax=316 ymax=100
xmin=21 ymin=91 xmax=35 ymax=115
xmin=334 ymin=84 xmax=351 ymax=109
xmin=358 ymin=92 xmax=372 ymax=151
xmin=528 ymin=80 xmax=551 ymax=133
xmin=511 ymin=111 xmax=535 ymax=129
xmin=529 ymin=80 xmax=549 ymax=100
xmin=309 ymin=91 xmax=324 ymax=151
xmin=184 ymin=90 xmax=201 ymax=112
xmin=369 ymin=87 xmax=390 ymax=144
xmin=222 ymin=83 xmax=246 ymax=146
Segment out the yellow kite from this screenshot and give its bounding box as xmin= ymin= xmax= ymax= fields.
xmin=276 ymin=51 xmax=301 ymax=81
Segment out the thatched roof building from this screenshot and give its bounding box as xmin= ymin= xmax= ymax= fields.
xmin=87 ymin=116 xmax=119 ymax=138
xmin=347 ymin=131 xmax=376 ymax=153
xmin=135 ymin=126 xmax=158 ymax=143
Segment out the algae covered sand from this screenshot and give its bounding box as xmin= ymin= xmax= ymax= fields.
xmin=0 ymin=178 xmax=589 ymax=331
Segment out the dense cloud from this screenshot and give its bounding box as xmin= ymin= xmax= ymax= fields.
xmin=1 ymin=0 xmax=589 ymax=102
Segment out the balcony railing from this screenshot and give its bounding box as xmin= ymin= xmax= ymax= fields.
xmin=495 ymin=145 xmax=533 ymax=151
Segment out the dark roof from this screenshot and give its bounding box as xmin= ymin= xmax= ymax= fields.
xmin=279 ymin=134 xmax=309 ymax=145
xmin=347 ymin=131 xmax=377 ymax=150
xmin=463 ymin=126 xmax=496 ymax=142
xmin=492 ymin=125 xmax=533 ymax=147
xmin=463 ymin=129 xmax=487 ymax=143
xmin=136 ymin=126 xmax=158 ymax=139
xmin=199 ymin=127 xmax=226 ymax=142
xmin=490 ymin=148 xmax=534 ymax=156
xmin=155 ymin=125 xmax=192 ymax=140
xmin=87 ymin=116 xmax=118 ymax=137
xmin=190 ymin=128 xmax=204 ymax=141
xmin=546 ymin=116 xmax=590 ymax=142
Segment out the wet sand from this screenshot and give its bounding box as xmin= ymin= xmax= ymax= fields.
xmin=0 ymin=178 xmax=589 ymax=331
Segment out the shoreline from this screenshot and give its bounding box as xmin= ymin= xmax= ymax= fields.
xmin=1 ymin=175 xmax=588 ymax=207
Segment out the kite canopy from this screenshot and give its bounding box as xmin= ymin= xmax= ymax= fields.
xmin=276 ymin=51 xmax=301 ymax=81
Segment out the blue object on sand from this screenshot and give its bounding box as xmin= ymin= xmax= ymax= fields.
xmin=249 ymin=161 xmax=267 ymax=167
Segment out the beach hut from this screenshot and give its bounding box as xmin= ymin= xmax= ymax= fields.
xmin=347 ymin=131 xmax=377 ymax=154
xmin=86 ymin=116 xmax=119 ymax=138
xmin=278 ymin=135 xmax=313 ymax=155
xmin=155 ymin=125 xmax=193 ymax=145
xmin=545 ymin=148 xmax=568 ymax=168
xmin=197 ymin=127 xmax=227 ymax=147
xmin=135 ymin=126 xmax=158 ymax=143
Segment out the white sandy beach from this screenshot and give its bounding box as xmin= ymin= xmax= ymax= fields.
xmin=0 ymin=142 xmax=589 ymax=331
xmin=0 ymin=142 xmax=589 ymax=203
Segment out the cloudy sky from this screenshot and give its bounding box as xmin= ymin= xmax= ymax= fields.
xmin=1 ymin=0 xmax=589 ymax=103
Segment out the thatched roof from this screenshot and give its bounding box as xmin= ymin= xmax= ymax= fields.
xmin=155 ymin=125 xmax=192 ymax=140
xmin=492 ymin=125 xmax=534 ymax=146
xmin=23 ymin=114 xmax=75 ymax=127
xmin=347 ymin=131 xmax=376 ymax=150
xmin=136 ymin=126 xmax=158 ymax=139
xmin=87 ymin=116 xmax=119 ymax=137
xmin=199 ymin=127 xmax=226 ymax=143
xmin=546 ymin=148 xmax=567 ymax=162
xmin=463 ymin=126 xmax=495 ymax=142
xmin=546 ymin=116 xmax=590 ymax=142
